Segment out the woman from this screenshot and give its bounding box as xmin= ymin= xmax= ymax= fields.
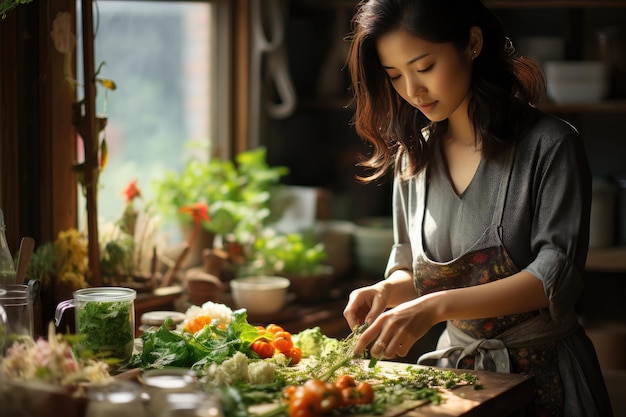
xmin=342 ymin=1 xmax=612 ymax=415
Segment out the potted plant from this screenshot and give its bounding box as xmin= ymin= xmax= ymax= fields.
xmin=238 ymin=227 xmax=333 ymax=304
xmin=152 ymin=143 xmax=288 ymax=250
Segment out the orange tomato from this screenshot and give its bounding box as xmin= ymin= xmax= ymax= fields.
xmin=272 ymin=331 xmax=294 ymax=353
xmin=285 ymin=346 xmax=302 ymax=365
xmin=334 ymin=374 xmax=356 ymax=390
xmin=265 ymin=323 xmax=284 ymax=335
xmin=340 ymin=381 xmax=374 ymax=406
xmin=185 ymin=315 xmax=212 ymax=334
xmin=251 ymin=337 xmax=274 ymax=359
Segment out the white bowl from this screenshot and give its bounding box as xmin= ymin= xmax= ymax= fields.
xmin=544 ymin=61 xmax=608 ymax=103
xmin=547 ymin=79 xmax=608 ymax=103
xmin=544 ymin=60 xmax=607 ymax=81
xmin=230 ymin=276 xmax=290 ymax=315
xmin=353 ymin=217 xmax=394 ymax=276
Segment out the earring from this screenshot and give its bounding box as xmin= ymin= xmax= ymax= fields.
xmin=472 ymin=50 xmax=478 ymax=60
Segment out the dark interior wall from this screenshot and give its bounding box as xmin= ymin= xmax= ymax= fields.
xmin=261 ymin=4 xmax=626 ymax=221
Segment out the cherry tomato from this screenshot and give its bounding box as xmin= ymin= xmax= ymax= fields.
xmin=251 ymin=337 xmax=274 ymax=359
xmin=334 ymin=374 xmax=356 ymax=390
xmin=285 ymin=346 xmax=302 ymax=365
xmin=282 ymin=385 xmax=298 ymax=402
xmin=265 ymin=323 xmax=284 ymax=335
xmin=288 ymin=387 xmax=322 ymax=417
xmin=302 ymin=379 xmax=340 ymax=414
xmin=272 ymin=331 xmax=294 ymax=353
xmin=340 ymin=381 xmax=375 ymax=406
xmin=256 ymin=325 xmax=267 ymax=336
xmin=185 ymin=315 xmax=213 ymax=334
xmin=355 ymin=382 xmax=374 ymax=404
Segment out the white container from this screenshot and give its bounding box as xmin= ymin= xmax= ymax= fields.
xmin=544 ymin=61 xmax=608 ymax=103
xmin=230 ymin=276 xmax=290 ymax=315
xmin=590 ymin=179 xmax=617 ymax=248
xmin=354 ymin=217 xmax=394 ymax=277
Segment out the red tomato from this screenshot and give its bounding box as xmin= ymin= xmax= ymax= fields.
xmin=273 ymin=331 xmax=294 ymax=353
xmin=355 ymin=382 xmax=374 ymax=404
xmin=285 ymin=346 xmax=302 ymax=365
xmin=265 ymin=323 xmax=284 ymax=335
xmin=251 ymin=337 xmax=274 ymax=359
xmin=334 ymin=374 xmax=356 ymax=390
xmin=288 ymin=387 xmax=322 ymax=417
xmin=282 ymin=385 xmax=298 ymax=402
xmin=302 ymin=379 xmax=340 ymax=414
xmin=340 ymin=381 xmax=375 ymax=406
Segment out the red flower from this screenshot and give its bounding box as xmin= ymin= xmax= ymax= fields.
xmin=122 ymin=180 xmax=142 ymax=203
xmin=179 ymin=202 xmax=210 ymax=225
xmin=178 ymin=202 xmax=210 ymax=248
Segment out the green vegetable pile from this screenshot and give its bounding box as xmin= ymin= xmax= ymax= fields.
xmin=127 ymin=313 xmax=481 ymax=417
xmin=131 ymin=309 xmax=260 ymax=369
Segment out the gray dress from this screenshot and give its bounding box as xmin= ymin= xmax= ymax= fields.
xmin=385 ymin=110 xmax=613 ymax=416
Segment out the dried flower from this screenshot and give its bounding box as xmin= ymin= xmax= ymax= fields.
xmin=1 ymin=323 xmax=112 ymax=387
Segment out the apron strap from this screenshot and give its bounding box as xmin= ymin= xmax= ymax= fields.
xmin=492 ymin=144 xmax=516 ymax=227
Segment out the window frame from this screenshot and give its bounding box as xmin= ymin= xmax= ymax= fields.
xmin=0 ymin=0 xmax=249 ymax=252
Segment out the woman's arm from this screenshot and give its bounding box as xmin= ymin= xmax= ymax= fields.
xmin=424 ymin=270 xmax=549 ymax=322
xmin=354 ymin=270 xmax=549 ymax=357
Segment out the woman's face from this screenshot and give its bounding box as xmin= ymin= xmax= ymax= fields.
xmin=376 ymin=30 xmax=474 ymax=123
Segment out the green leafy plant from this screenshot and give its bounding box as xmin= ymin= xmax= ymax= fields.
xmin=240 ymin=228 xmax=327 ymax=277
xmin=151 ymin=143 xmax=288 ymax=243
xmin=0 ymin=0 xmax=33 ymax=19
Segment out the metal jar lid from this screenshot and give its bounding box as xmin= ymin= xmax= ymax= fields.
xmin=141 ymin=310 xmax=185 ymax=328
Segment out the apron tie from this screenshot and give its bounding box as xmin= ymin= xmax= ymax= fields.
xmin=418 ymin=337 xmax=511 ymax=373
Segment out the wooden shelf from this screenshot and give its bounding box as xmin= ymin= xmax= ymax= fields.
xmin=294 ymin=0 xmax=357 ymax=11
xmin=485 ymin=0 xmax=626 ymax=8
xmin=586 ymin=246 xmax=626 ymax=272
xmin=296 ymin=0 xmax=626 ymax=9
xmin=536 ymin=100 xmax=626 ymax=114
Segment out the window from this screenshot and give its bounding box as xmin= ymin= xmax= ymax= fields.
xmin=76 ymin=1 xmax=230 ymax=243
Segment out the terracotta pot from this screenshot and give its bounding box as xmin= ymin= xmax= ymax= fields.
xmin=179 ymin=225 xmax=215 ymax=269
xmin=185 ymin=268 xmax=224 ymax=306
xmin=287 ymin=266 xmax=335 ymax=304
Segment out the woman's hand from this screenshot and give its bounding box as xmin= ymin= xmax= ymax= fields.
xmin=343 ymin=283 xmax=391 ymax=330
xmin=352 ymin=293 xmax=440 ymax=359
xmin=343 ymin=269 xmax=415 ymax=330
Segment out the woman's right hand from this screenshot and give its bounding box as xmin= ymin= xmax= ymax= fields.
xmin=344 ymin=269 xmax=415 ymax=329
xmin=343 ymin=282 xmax=391 ymax=330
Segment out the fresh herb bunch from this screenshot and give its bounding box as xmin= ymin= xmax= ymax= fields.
xmin=76 ymin=299 xmax=134 ymax=364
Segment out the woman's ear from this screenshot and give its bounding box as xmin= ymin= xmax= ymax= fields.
xmin=468 ymin=26 xmax=483 ymax=60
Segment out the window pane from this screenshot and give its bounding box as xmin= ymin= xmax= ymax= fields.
xmin=76 ymin=1 xmax=214 ymax=242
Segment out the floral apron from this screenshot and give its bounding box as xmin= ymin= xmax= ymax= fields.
xmin=412 ymin=146 xmax=563 ymax=416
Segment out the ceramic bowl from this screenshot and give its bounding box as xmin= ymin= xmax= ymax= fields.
xmin=229 ymin=276 xmax=290 ymax=315
xmin=544 ymin=61 xmax=608 ymax=103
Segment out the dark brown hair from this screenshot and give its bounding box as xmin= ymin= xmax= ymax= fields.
xmin=347 ymin=0 xmax=545 ymax=181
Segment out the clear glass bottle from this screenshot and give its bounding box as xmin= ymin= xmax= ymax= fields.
xmin=0 ymin=209 xmax=16 ymax=285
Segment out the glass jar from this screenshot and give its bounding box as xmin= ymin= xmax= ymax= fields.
xmin=0 ymin=209 xmax=16 ymax=285
xmin=55 ymin=287 xmax=136 ymax=365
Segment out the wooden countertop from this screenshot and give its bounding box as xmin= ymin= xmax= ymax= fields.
xmin=249 ymin=361 xmax=535 ymax=417
xmin=383 ymin=365 xmax=535 ymax=417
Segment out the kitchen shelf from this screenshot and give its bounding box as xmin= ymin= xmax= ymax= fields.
xmin=297 ymin=0 xmax=626 ymax=9
xmin=485 ymin=0 xmax=626 ymax=8
xmin=536 ymin=100 xmax=626 ymax=114
xmin=586 ymin=246 xmax=626 ymax=272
